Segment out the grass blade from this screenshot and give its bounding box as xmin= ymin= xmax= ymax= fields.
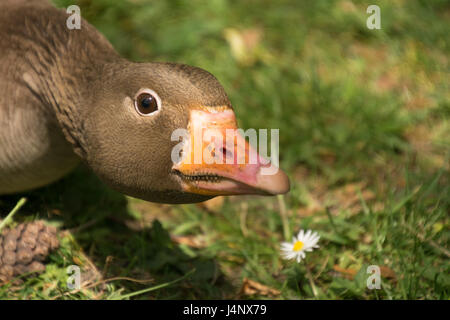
xmin=0 ymin=197 xmax=27 ymax=233
xmin=116 ymin=269 xmax=196 ymax=300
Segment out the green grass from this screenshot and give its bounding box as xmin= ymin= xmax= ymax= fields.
xmin=0 ymin=0 xmax=448 ymax=299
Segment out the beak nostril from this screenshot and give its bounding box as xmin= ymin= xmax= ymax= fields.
xmin=220 ymin=147 xmax=232 ymax=159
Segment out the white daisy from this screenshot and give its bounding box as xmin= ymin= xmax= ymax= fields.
xmin=280 ymin=229 xmax=320 ymax=263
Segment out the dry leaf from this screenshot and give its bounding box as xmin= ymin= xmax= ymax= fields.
xmin=338 ymin=0 xmax=357 ymax=12
xmin=333 ymin=265 xmax=358 ymax=279
xmin=297 ymin=180 xmax=376 ymax=217
xmin=72 ymin=256 xmax=84 ymax=267
xmin=171 ymin=235 xmax=207 ymax=248
xmin=49 ymin=209 xmax=62 ymax=216
xmin=333 ymin=265 xmax=397 ymax=281
xmin=124 ymin=201 xmax=173 ymax=231
xmin=224 ymin=28 xmax=263 ymax=66
xmin=239 ymin=278 xmax=280 ymax=297
xmin=379 ymin=266 xmax=396 ymax=280
xmin=197 ymin=196 xmax=225 ymax=213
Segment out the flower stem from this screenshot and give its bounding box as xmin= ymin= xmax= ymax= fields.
xmin=306 ymin=264 xmax=318 ymax=298
xmin=277 ymin=195 xmax=290 ymax=241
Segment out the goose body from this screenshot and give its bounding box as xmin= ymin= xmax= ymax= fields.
xmin=0 ymin=0 xmax=289 ymax=203
xmin=0 ymin=1 xmax=75 ymax=193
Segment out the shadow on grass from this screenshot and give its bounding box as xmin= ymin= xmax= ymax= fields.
xmin=0 ymin=165 xmax=234 ymax=299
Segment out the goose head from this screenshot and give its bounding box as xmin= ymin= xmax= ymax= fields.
xmin=80 ymin=62 xmax=289 ymax=204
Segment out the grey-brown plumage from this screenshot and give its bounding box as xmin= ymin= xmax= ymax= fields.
xmin=0 ymin=0 xmax=230 ymax=203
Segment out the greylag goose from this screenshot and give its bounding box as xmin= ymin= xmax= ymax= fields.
xmin=0 ymin=0 xmax=289 ymax=203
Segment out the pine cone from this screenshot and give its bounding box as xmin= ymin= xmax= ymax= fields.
xmin=0 ymin=221 xmax=59 ymax=282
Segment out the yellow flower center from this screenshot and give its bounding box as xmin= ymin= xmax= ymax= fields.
xmin=293 ymin=241 xmax=304 ymax=251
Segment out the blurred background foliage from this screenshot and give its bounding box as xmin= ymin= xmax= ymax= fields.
xmin=1 ymin=0 xmax=448 ymax=299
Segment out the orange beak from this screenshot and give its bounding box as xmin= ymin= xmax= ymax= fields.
xmin=172 ymin=107 xmax=290 ymax=196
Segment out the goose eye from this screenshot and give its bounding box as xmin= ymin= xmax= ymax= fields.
xmin=135 ymin=91 xmax=160 ymax=115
